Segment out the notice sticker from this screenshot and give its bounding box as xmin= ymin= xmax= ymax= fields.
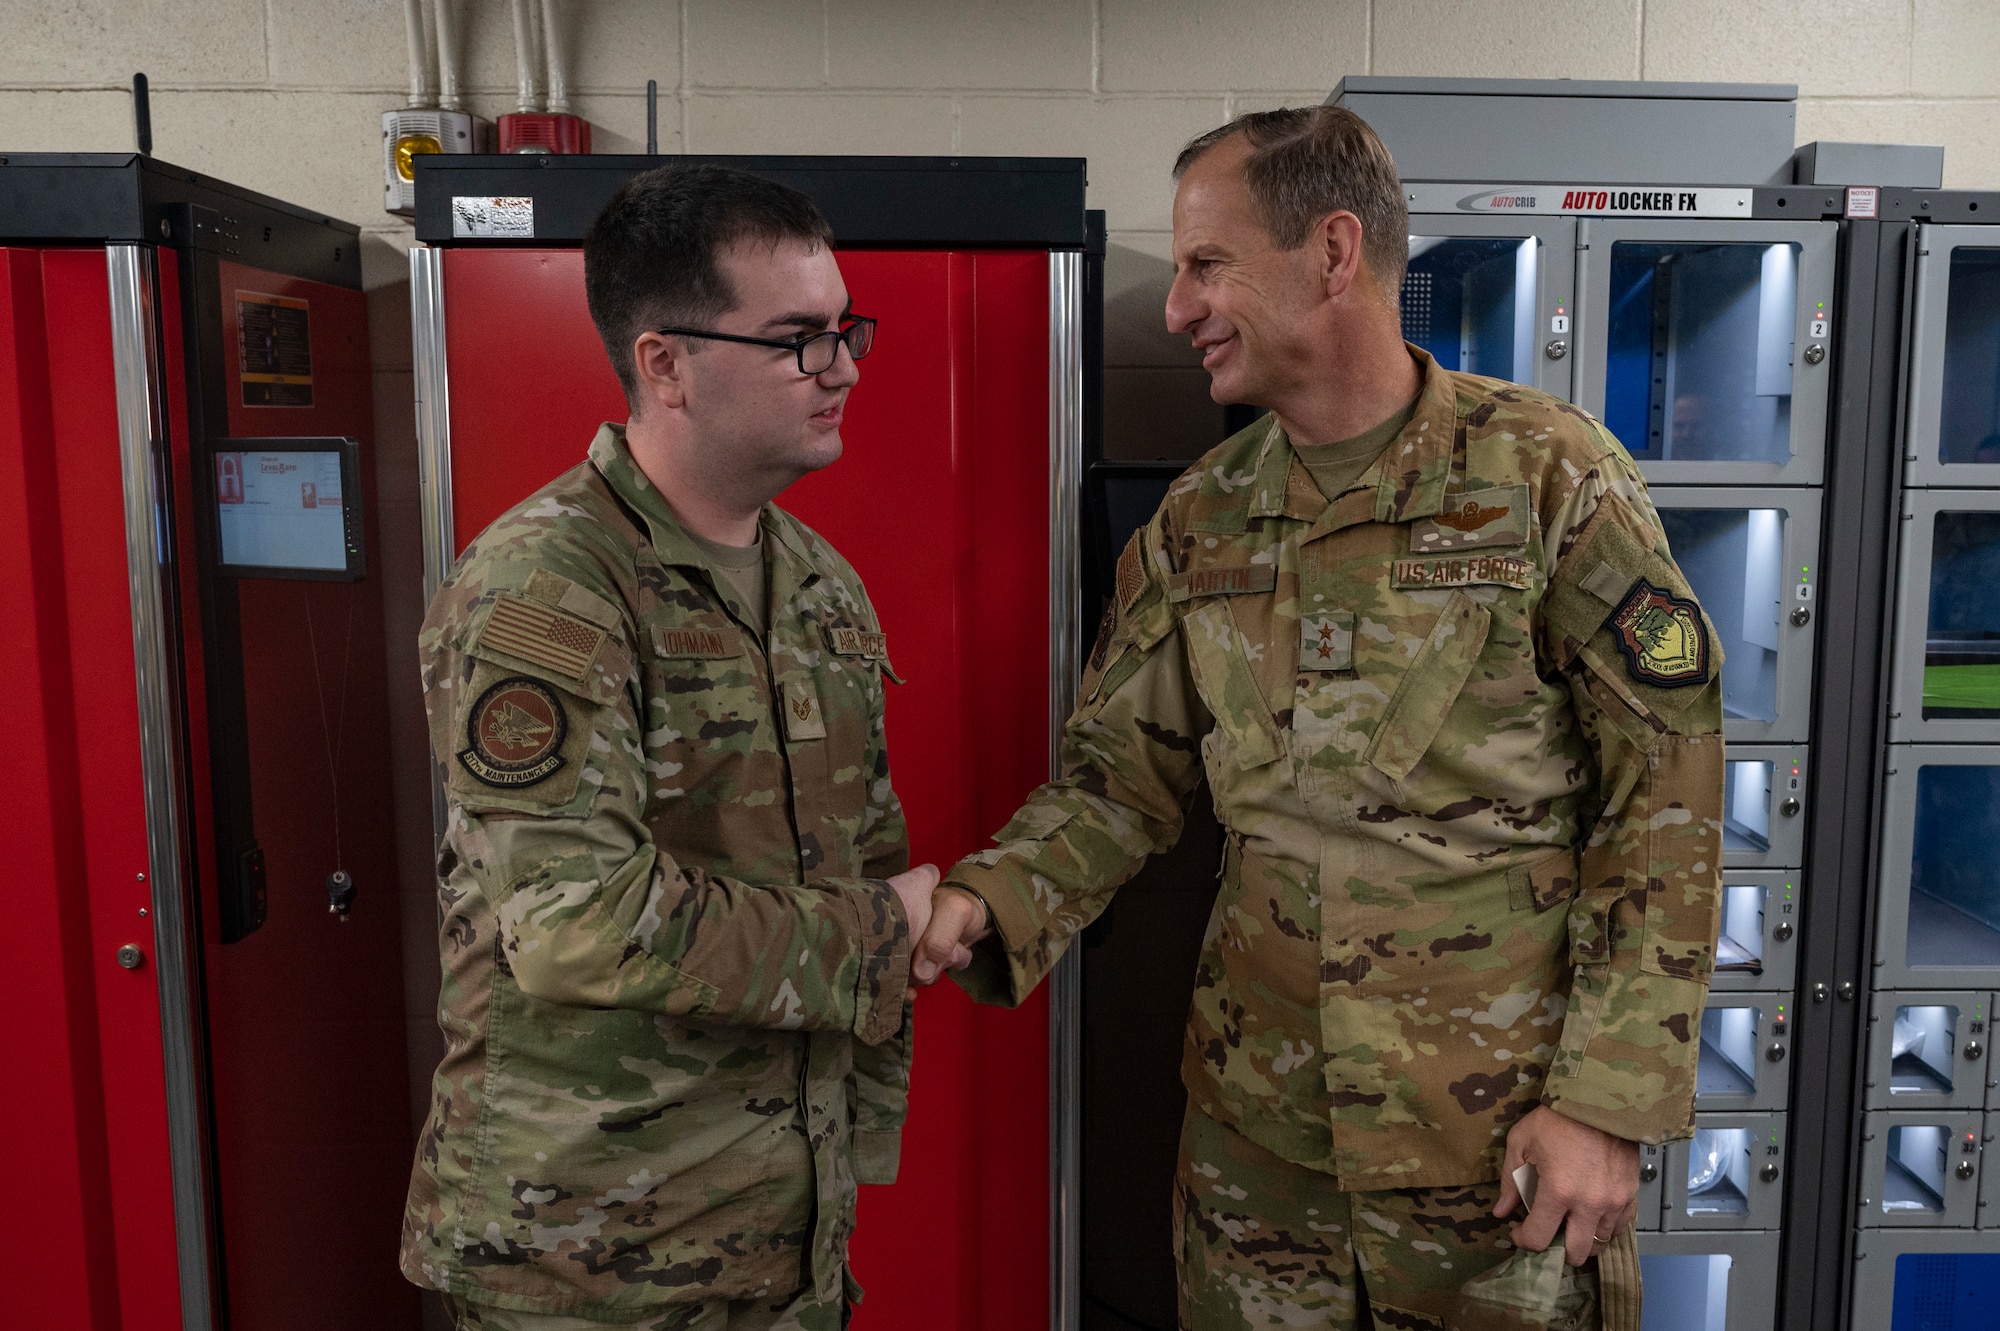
xmin=236 ymin=292 xmax=312 ymax=407
xmin=451 ymin=195 xmax=536 ymax=239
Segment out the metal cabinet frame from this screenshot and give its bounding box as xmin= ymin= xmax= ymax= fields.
xmin=1873 ymin=746 xmax=2000 ymax=990
xmin=1575 ymin=218 xmax=1838 ymax=487
xmin=1857 ymin=1109 xmax=1985 ymax=1228
xmin=1902 ymin=223 xmax=2000 ymax=488
xmin=1650 ymin=486 xmax=1823 ymax=745
xmin=1888 ymin=491 xmax=2000 ymax=744
xmin=1863 ymin=989 xmax=1998 ymax=1111
xmin=1401 ymin=213 xmax=1579 ymax=399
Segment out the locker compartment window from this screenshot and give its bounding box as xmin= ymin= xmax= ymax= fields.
xmin=1889 ymin=1005 xmax=1960 ymax=1096
xmin=1684 ymin=1127 xmax=1754 ymax=1218
xmin=1923 ymin=512 xmax=2000 ymax=718
xmin=1657 ymin=508 xmax=1783 ymax=725
xmin=1605 ymin=242 xmax=1799 ymax=466
xmin=1402 ymin=236 xmax=1536 ymax=382
xmin=1882 ymin=1123 xmax=1952 ymax=1215
xmin=1907 ymin=764 xmax=2000 ymax=968
xmin=1892 ymin=1252 xmax=2000 ymax=1330
xmin=1714 ymin=883 xmax=1766 ymax=975
xmin=1639 ymin=1254 xmax=1732 ymax=1331
xmin=1939 ymin=247 xmax=2000 ymax=466
xmin=1724 ymin=760 xmax=1773 ymax=854
xmin=1697 ymin=1005 xmax=1761 ymax=1099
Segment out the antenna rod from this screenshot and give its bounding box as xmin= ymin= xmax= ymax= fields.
xmin=646 ymin=79 xmax=658 ymax=155
xmin=133 ymin=72 xmax=153 ymax=156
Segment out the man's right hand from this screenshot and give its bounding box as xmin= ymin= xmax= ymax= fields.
xmin=913 ymin=885 xmax=990 ymax=984
xmin=889 ymin=864 xmax=941 ymax=954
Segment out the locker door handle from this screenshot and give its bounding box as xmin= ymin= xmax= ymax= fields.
xmin=1780 ymin=798 xmax=1802 ymax=817
xmin=1759 ymin=1164 xmax=1780 ymax=1183
xmin=1966 ymin=1040 xmax=1984 ymax=1061
xmin=1772 ymin=921 xmax=1794 ymax=942
xmin=1639 ymin=1163 xmax=1658 ymax=1183
xmin=1545 ymin=339 xmax=1568 ymax=360
xmin=1957 ymin=1161 xmax=1977 ymax=1180
xmin=115 ymin=943 xmax=145 ymax=970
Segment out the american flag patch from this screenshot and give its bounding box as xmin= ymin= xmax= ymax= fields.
xmin=477 ymin=593 xmax=605 ymax=679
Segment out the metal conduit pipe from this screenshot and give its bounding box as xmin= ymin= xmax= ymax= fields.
xmin=435 ymin=0 xmax=464 ymax=111
xmin=403 ymin=0 xmax=436 ymax=108
xmin=511 ymin=0 xmax=542 ymax=113
xmin=541 ymin=0 xmax=571 ymax=116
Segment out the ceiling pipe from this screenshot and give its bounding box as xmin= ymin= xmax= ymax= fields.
xmin=403 ymin=0 xmax=437 ymax=109
xmin=511 ymin=0 xmax=543 ymax=114
xmin=541 ymin=0 xmax=571 ymax=116
xmin=435 ymin=0 xmax=464 ymax=112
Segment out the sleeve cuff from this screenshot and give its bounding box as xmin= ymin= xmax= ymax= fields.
xmin=852 ymin=1126 xmax=904 ymax=1185
xmin=851 ymin=878 xmax=911 ymax=1045
xmin=941 ymin=868 xmax=1042 ymax=1008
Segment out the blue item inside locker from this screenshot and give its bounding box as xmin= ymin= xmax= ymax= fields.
xmin=1639 ymin=1253 xmax=1732 ymax=1331
xmin=1604 ymin=242 xmax=1799 ymax=466
xmin=1401 ymin=236 xmax=1536 ymax=382
xmin=1908 ymin=765 xmax=2000 ymax=967
xmin=1892 ymin=1252 xmax=2000 ymax=1330
xmin=1924 ymin=512 xmax=2000 ymax=718
xmin=1939 ymin=247 xmax=2000 ymax=466
xmin=1657 ymin=508 xmax=1783 ymax=726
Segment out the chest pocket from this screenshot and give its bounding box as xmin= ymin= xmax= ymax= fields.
xmin=1363 ymin=589 xmax=1492 ymax=782
xmin=1179 ymin=598 xmax=1284 ymax=769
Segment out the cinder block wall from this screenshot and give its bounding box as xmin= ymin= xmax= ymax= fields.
xmin=5 ymin=0 xmax=1997 ymax=454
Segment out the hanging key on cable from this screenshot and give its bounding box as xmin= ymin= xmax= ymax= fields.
xmin=327 ymin=870 xmax=357 ymax=920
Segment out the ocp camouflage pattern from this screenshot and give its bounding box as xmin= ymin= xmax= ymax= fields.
xmin=402 ymin=424 xmax=913 ymax=1317
xmin=948 ymin=347 xmax=1724 ymax=1190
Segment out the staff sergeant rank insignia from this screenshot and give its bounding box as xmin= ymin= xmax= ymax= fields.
xmin=459 ymin=677 xmax=569 ymax=786
xmin=1608 ymin=579 xmax=1711 ymax=688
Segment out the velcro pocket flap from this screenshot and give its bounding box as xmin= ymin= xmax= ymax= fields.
xmin=1179 ymin=601 xmax=1283 ymax=769
xmin=1507 ymin=843 xmax=1583 ymax=913
xmin=994 ymin=803 xmax=1076 ymax=845
xmin=1365 ymin=590 xmax=1492 ymax=782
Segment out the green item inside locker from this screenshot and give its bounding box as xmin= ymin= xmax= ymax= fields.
xmin=1922 ymin=662 xmax=2000 ymax=716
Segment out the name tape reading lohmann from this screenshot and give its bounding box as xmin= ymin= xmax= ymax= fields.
xmin=1404 ymin=184 xmax=1756 ymax=219
xmin=451 ymin=196 xmax=536 ymax=239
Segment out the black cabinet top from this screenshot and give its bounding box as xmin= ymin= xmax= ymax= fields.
xmin=0 ymin=152 xmax=361 ymax=288
xmin=413 ymin=154 xmax=1090 ymax=249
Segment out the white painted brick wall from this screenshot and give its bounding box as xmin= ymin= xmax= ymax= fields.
xmin=2 ymin=0 xmax=1995 ymax=453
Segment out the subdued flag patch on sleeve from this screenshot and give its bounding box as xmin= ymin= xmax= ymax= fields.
xmin=474 ymin=592 xmax=607 ymax=680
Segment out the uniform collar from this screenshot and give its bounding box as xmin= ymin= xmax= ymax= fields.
xmin=587 ymin=422 xmax=823 ymax=590
xmin=1249 ymin=345 xmax=1462 ymax=535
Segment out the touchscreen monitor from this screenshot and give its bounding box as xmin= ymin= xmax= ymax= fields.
xmin=211 ymin=437 xmax=365 ymax=580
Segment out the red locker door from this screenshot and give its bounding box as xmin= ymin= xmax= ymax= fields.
xmin=0 ymin=246 xmax=188 ymax=1331
xmin=437 ymin=245 xmax=1053 ymax=1328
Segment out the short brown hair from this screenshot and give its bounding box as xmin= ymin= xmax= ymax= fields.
xmin=584 ymin=164 xmax=835 ymax=408
xmin=1174 ymin=106 xmax=1408 ymax=293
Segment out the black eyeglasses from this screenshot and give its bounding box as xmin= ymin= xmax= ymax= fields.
xmin=656 ymin=316 xmax=876 ymax=375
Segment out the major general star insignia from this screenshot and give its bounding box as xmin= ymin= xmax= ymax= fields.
xmin=459 ymin=677 xmax=568 ymax=787
xmin=1299 ymin=610 xmax=1354 ymax=671
xmin=1608 ymin=579 xmax=1710 ymax=688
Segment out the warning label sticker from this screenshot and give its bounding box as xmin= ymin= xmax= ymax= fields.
xmin=451 ymin=195 xmax=536 ymax=239
xmin=236 ymin=292 xmax=313 ymax=407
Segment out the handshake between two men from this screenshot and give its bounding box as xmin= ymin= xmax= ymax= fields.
xmin=885 ymin=863 xmax=988 ymax=987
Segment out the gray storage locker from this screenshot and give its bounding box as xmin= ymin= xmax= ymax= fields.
xmin=1575 ymin=219 xmax=1837 ymax=488
xmin=1638 ymin=1230 xmax=1780 ymax=1331
xmin=1858 ymin=1109 xmax=1984 ymax=1228
xmin=1863 ymin=990 xmax=1997 ymax=1112
xmin=1697 ymin=994 xmax=1793 ymax=1113
xmin=1400 ymin=216 xmax=1578 ymax=399
xmin=1650 ymin=487 xmax=1822 ymax=745
xmin=1638 ymin=1140 xmax=1668 ymax=1232
xmin=1664 ymin=1112 xmax=1788 ymax=1231
xmin=1902 ymin=225 xmax=2000 ymax=489
xmin=1889 ymin=492 xmax=2000 ymax=744
xmin=1873 ymin=747 xmax=2000 ymax=990
xmin=1850 ymin=1228 xmax=2000 ymax=1328
xmin=1721 ymin=744 xmax=1810 ymax=870
xmin=1709 ymin=870 xmax=1802 ymax=994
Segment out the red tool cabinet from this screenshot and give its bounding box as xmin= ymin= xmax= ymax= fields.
xmin=409 ymin=154 xmax=1097 ymax=1331
xmin=2 ymin=156 xmax=414 ymax=1331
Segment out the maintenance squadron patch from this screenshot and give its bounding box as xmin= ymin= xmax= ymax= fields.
xmin=459 ymin=676 xmax=569 ymax=787
xmin=1608 ymin=580 xmax=1710 ymax=688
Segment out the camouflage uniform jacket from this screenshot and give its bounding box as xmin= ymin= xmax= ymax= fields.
xmin=401 ymin=424 xmax=912 ymax=1316
xmin=948 ymin=348 xmax=1724 ymax=1190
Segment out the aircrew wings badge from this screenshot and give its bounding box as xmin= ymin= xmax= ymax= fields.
xmin=459 ymin=677 xmax=568 ymax=786
xmin=1607 ymin=580 xmax=1710 ymax=688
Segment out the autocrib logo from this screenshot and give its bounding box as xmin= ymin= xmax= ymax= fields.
xmin=1416 ymin=184 xmax=1755 ymax=218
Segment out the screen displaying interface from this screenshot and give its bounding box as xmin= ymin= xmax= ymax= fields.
xmin=214 ymin=448 xmax=349 ymax=572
